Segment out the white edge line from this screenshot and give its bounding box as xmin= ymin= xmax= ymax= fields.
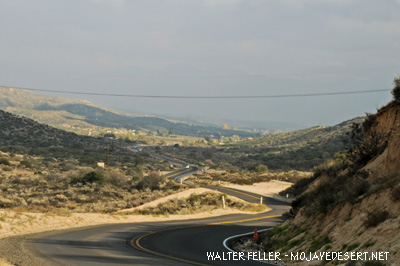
xmin=222 ymin=228 xmax=284 ymax=266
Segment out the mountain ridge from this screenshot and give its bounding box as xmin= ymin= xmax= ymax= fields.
xmin=0 ymin=86 xmax=257 ymax=138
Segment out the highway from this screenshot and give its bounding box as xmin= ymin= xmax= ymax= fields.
xmin=19 ymin=154 xmax=291 ymax=266
xmin=21 ymin=187 xmax=290 ymax=266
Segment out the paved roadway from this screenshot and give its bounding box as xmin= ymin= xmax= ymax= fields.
xmin=22 ymin=154 xmax=290 ymax=265
xmin=22 ymin=187 xmax=290 ymax=266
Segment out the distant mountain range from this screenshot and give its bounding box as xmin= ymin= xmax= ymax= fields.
xmin=0 ymin=86 xmax=258 ymax=138
xmin=159 ymin=114 xmax=306 ymax=132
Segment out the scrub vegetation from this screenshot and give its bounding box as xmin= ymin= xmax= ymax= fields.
xmin=151 ymin=117 xmax=362 ymax=172
xmin=132 ymin=192 xmax=267 ymax=216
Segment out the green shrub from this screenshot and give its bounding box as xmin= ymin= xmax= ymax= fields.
xmin=391 ymin=74 xmax=400 ymax=101
xmin=254 ymin=164 xmax=269 ymax=173
xmin=71 ymin=171 xmax=106 ymax=186
xmin=0 ymin=158 xmax=10 ymax=165
xmin=20 ymin=160 xmax=32 ymax=168
xmin=308 ymin=235 xmax=331 ymax=252
xmin=345 ymin=243 xmax=360 ymax=251
xmin=361 ymin=241 xmax=376 ymax=248
xmin=79 ymin=155 xmax=97 ymax=165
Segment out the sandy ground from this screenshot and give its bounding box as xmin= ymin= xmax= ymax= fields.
xmin=118 ymin=187 xmax=213 ymax=212
xmin=222 ymin=180 xmax=293 ymax=197
xmin=0 ymin=258 xmax=12 ymax=266
xmin=0 ymin=181 xmax=291 ymax=240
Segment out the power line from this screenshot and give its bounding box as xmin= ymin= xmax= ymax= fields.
xmin=0 ymin=65 xmax=399 ymax=80
xmin=3 ymin=85 xmax=391 ymax=99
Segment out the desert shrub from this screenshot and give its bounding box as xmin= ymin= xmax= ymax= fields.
xmin=361 ymin=241 xmax=376 ymax=248
xmin=290 ymin=171 xmax=371 ymax=217
xmin=226 ymin=164 xmax=240 ymax=173
xmin=71 ymin=171 xmax=106 ymax=186
xmin=308 ymin=235 xmax=331 ymax=252
xmin=0 ymin=196 xmax=13 ymax=207
xmin=363 ymin=210 xmax=389 ymax=228
xmin=79 ymin=155 xmax=97 ymax=165
xmin=3 ymin=166 xmax=13 ymax=171
xmin=105 ymin=169 xmax=130 ymax=186
xmin=19 ymin=160 xmax=32 ymax=168
xmin=135 ymin=172 xmax=162 ymax=191
xmin=0 ymin=158 xmax=10 ymax=165
xmin=254 ymin=164 xmax=269 ymax=173
xmin=391 ymin=74 xmax=400 ymax=101
xmin=280 ymin=174 xmax=317 ymax=198
xmin=60 ymin=162 xmax=74 ymax=171
xmin=345 ymin=242 xmax=360 ymax=251
xmin=391 ymin=186 xmax=400 ymax=202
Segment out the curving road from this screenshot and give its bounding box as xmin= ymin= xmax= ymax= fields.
xmin=19 ymin=187 xmax=290 ymax=266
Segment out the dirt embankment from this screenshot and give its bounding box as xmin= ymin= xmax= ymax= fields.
xmin=269 ymin=101 xmax=400 ymax=265
xmin=364 ymin=103 xmax=400 ymax=178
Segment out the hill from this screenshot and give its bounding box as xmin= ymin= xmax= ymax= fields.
xmin=0 ymin=109 xmax=105 ymax=150
xmin=0 ymin=86 xmax=257 ymax=138
xmin=258 ymin=81 xmax=400 ymax=265
xmin=156 ymin=117 xmax=362 ymax=171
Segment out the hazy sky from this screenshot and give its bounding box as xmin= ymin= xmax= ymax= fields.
xmin=1 ymin=0 xmax=399 ymax=128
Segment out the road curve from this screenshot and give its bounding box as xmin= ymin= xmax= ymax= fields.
xmin=131 ymin=188 xmax=289 ymax=266
xmin=19 ymin=187 xmax=289 ymax=266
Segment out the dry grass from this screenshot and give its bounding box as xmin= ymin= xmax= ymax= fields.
xmin=188 ymin=170 xmax=311 ymax=186
xmin=0 ymin=257 xmax=13 ymax=266
xmin=131 ymin=192 xmax=268 ymax=216
xmin=0 ymin=161 xmax=188 ymax=213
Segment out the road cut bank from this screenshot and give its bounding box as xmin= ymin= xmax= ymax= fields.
xmin=206 ymin=251 xmax=390 ymax=263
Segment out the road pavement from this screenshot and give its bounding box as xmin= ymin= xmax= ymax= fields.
xmin=20 ymin=187 xmax=290 ymax=266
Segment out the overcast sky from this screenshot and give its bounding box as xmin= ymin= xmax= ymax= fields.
xmin=1 ymin=0 xmax=399 ymax=128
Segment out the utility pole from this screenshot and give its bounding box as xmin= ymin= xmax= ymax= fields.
xmin=118 ymin=139 xmax=122 ymax=164
xmin=107 ymin=144 xmax=110 ymax=169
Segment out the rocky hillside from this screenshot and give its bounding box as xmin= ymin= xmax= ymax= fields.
xmin=263 ymin=80 xmax=400 ymax=265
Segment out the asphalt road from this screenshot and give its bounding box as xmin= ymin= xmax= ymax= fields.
xmin=164 ymin=166 xmax=198 ymax=183
xmin=21 ymin=187 xmax=290 ymax=266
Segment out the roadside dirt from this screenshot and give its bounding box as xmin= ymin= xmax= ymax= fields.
xmin=222 ymin=180 xmax=293 ymax=197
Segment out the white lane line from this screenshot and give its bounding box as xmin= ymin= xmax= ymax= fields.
xmin=222 ymin=229 xmax=283 ymax=266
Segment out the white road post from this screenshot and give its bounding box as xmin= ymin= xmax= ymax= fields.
xmin=260 ymin=197 xmax=263 ymax=204
xmin=222 ymin=196 xmax=226 ymax=209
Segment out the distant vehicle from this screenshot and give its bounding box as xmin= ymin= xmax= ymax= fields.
xmin=185 ymin=165 xmax=190 ymax=169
